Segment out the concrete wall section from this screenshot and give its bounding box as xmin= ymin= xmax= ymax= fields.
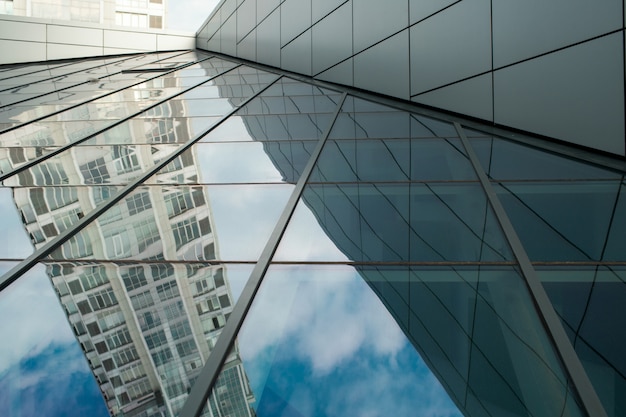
xmin=197 ymin=0 xmax=626 ymax=157
xmin=0 ymin=15 xmax=195 ymax=65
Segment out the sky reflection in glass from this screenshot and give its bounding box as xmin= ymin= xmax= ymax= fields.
xmin=227 ymin=264 xmax=464 ymax=417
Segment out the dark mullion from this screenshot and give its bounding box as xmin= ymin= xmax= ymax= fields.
xmin=178 ymin=92 xmax=347 ymax=417
xmin=0 ymin=75 xmax=282 ymax=293
xmin=455 ymin=121 xmax=608 ymax=417
xmin=0 ymin=58 xmax=236 ymax=183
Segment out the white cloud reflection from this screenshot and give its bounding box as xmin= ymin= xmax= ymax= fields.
xmin=237 ymin=265 xmax=463 ymax=417
xmin=0 ymin=265 xmax=75 ymax=375
xmin=239 ymin=266 xmax=404 ymax=374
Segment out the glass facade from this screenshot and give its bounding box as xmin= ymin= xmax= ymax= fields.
xmin=0 ymin=50 xmax=625 ymax=417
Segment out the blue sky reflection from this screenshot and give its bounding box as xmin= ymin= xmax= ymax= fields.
xmin=236 ymin=265 xmax=463 ymax=417
xmin=0 ymin=265 xmax=108 ymax=417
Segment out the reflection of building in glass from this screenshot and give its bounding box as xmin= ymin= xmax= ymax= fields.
xmin=1 ymin=3 xmax=626 ymax=415
xmin=2 ymin=0 xmax=166 ymax=29
xmin=6 ymin=93 xmax=254 ymax=417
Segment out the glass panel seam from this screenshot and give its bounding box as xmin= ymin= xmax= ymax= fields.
xmin=454 ymin=121 xmax=607 ymax=417
xmin=0 ymin=59 xmax=236 ymax=183
xmin=178 ymin=92 xmax=348 ymax=417
xmin=0 ymin=75 xmax=281 ymax=293
xmin=0 ymin=54 xmax=211 ymax=136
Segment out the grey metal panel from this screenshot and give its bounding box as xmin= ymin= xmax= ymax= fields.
xmin=207 ymin=35 xmax=222 ymax=53
xmin=256 ymin=8 xmax=281 ymax=67
xmin=281 ymin=29 xmax=312 ymax=75
xmin=47 ymin=44 xmax=103 ymax=60
xmin=222 ymin=0 xmax=238 ymax=20
xmin=312 ymin=1 xmax=352 ymax=75
xmin=237 ymin=0 xmax=257 ymax=42
xmin=494 ymin=33 xmax=625 ymax=156
xmin=202 ymin=9 xmax=222 ymax=39
xmin=220 ymin=13 xmax=238 ymax=56
xmin=493 ymin=0 xmax=623 ymax=68
xmin=353 ymin=0 xmax=407 ymax=53
xmin=47 ymin=25 xmax=102 ymax=47
xmin=316 ymin=56 xmax=353 ymax=86
xmin=409 ymin=0 xmax=457 ymax=25
xmin=280 ymin=0 xmax=312 ymax=47
xmin=0 ymin=18 xmax=46 ymax=42
xmin=104 ymin=29 xmax=156 ymax=50
xmin=413 ymin=73 xmax=493 ymax=121
xmin=354 ymin=29 xmax=410 ymax=99
xmin=258 ymin=0 xmax=280 ymax=22
xmin=0 ymin=39 xmax=46 ymax=65
xmin=312 ymin=0 xmax=345 ymax=23
xmin=409 ymin=0 xmax=491 ymax=95
xmin=237 ymin=28 xmax=257 ymax=61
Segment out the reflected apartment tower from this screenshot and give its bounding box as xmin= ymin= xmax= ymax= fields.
xmin=5 ymin=83 xmax=254 ymax=416
xmin=1 ymin=0 xmax=166 ymax=29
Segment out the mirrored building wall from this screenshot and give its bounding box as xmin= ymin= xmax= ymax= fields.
xmin=0 ymin=49 xmax=625 ymax=417
xmin=197 ymin=0 xmax=626 ymax=157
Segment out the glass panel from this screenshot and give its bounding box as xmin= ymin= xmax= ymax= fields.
xmin=155 ymin=141 xmax=316 ymax=184
xmin=0 ymin=263 xmax=109 ymax=417
xmin=205 ymin=264 xmax=584 ymax=417
xmin=0 ymin=187 xmax=36 ymax=259
xmin=82 ymin=117 xmax=222 ymax=146
xmin=47 ymin=184 xmax=293 ymax=262
xmin=470 ymin=137 xmax=622 ymax=180
xmin=539 ymin=266 xmax=626 ymax=417
xmin=206 ymin=265 xmax=463 ymax=417
xmin=495 ymin=181 xmax=623 ymax=261
xmin=274 ymin=183 xmax=513 ymax=262
xmin=311 ymin=138 xmax=472 ymax=182
xmin=2 ymin=144 xmax=181 ymax=186
xmin=197 ymin=77 xmax=340 ymax=144
xmin=10 ymin=185 xmax=121 ymax=246
xmin=328 ymin=96 xmax=459 ymax=140
xmin=0 ymin=261 xmax=252 ymax=417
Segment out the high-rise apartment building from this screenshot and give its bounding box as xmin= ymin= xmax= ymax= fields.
xmin=0 ymin=2 xmax=625 ymax=417
xmin=0 ymin=0 xmax=166 ymax=29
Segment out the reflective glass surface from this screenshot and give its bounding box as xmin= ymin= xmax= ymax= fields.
xmin=539 ymin=267 xmax=626 ymax=417
xmin=2 ymin=144 xmax=182 ymax=186
xmin=1 ymin=49 xmax=625 ymax=417
xmin=208 ymin=264 xmax=584 ymax=417
xmin=471 ymin=137 xmax=622 ymax=181
xmin=156 ymin=142 xmax=316 ymax=184
xmin=494 ymin=181 xmax=623 ymax=261
xmin=276 ymin=183 xmax=512 ymax=263
xmin=0 ymin=261 xmax=252 ymax=417
xmin=0 ymin=188 xmax=35 ymax=259
xmin=47 ymin=184 xmax=293 ymax=262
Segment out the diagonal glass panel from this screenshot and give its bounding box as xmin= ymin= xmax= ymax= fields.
xmin=0 ymin=260 xmax=253 ymax=417
xmin=6 ymin=185 xmax=122 ymax=253
xmin=1 ymin=144 xmax=182 ymax=186
xmin=45 ymin=184 xmax=293 ymax=262
xmin=494 ymin=181 xmax=623 ymax=261
xmin=470 ymin=137 xmax=623 ymax=181
xmin=311 ymin=138 xmax=472 ymax=182
xmin=0 ymin=263 xmax=109 ymax=417
xmin=154 ymin=141 xmax=317 ymax=184
xmin=274 ymin=183 xmax=513 ymax=262
xmin=0 ymin=58 xmax=240 ymax=149
xmin=539 ymin=266 xmax=626 ymax=417
xmin=203 ymin=264 xmax=465 ymax=417
xmin=0 ymin=187 xmax=35 ymax=259
xmin=0 ymin=56 xmax=239 ymax=133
